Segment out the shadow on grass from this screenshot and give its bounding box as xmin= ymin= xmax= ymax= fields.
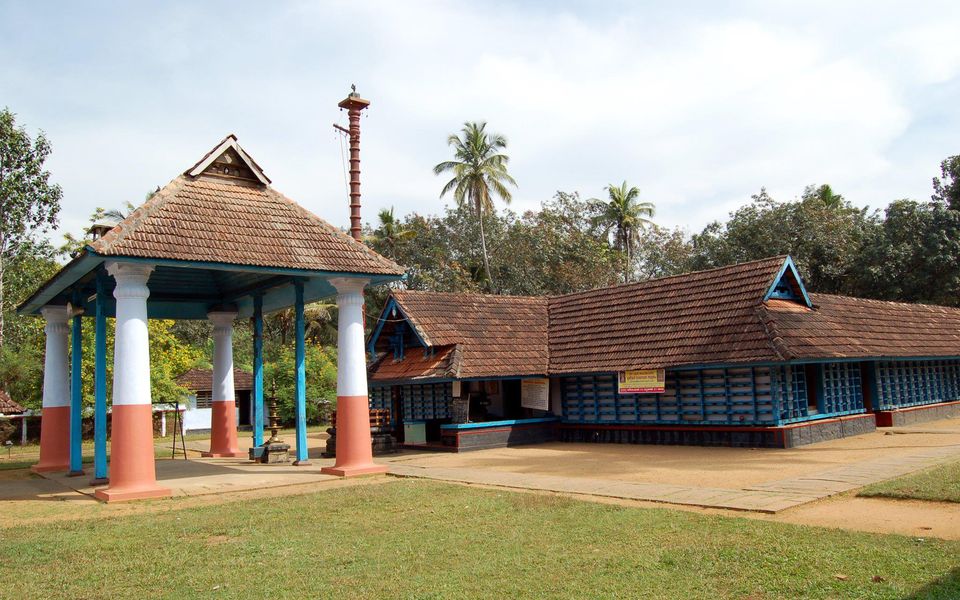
xmin=902 ymin=566 xmax=960 ymax=599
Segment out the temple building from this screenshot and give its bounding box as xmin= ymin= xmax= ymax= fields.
xmin=367 ymin=256 xmax=960 ymax=449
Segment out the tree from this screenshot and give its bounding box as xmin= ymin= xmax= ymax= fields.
xmin=853 ymin=200 xmax=960 ymax=305
xmin=933 ymin=155 xmax=960 ymax=210
xmin=433 ymin=121 xmax=517 ymax=292
xmin=0 ymin=108 xmax=62 ymax=348
xmin=590 ymin=181 xmax=655 ymax=282
xmin=690 ymin=186 xmax=876 ymax=294
xmin=103 ymin=200 xmax=137 ymax=223
xmin=371 ymin=206 xmax=417 ymax=260
xmin=807 ymin=183 xmax=844 ymax=209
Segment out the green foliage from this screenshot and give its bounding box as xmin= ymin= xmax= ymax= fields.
xmin=932 ymin=155 xmax=960 ymax=210
xmin=373 ymin=192 xmax=623 ymax=296
xmin=853 ymin=200 xmax=960 ymax=305
xmin=690 ymin=186 xmax=875 ymax=294
xmin=434 ymin=121 xmax=518 ymax=292
xmin=589 ymin=181 xmax=656 ymax=282
xmin=264 ymin=343 xmax=337 ymax=425
xmin=0 ymin=108 xmax=63 ymax=349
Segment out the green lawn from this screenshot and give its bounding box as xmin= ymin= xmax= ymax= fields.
xmin=859 ymin=459 xmax=960 ymax=503
xmin=1 ymin=480 xmax=958 ymax=599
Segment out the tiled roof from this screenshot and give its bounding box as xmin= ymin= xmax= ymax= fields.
xmin=0 ymin=390 xmax=24 ymax=414
xmin=176 ymin=368 xmax=254 ymax=392
xmin=548 ymin=256 xmax=787 ymax=372
xmin=88 ymin=138 xmax=403 ymax=276
xmin=762 ymin=293 xmax=960 ymax=360
xmin=369 ymin=345 xmax=458 ymax=382
xmin=386 ymin=290 xmax=549 ymax=378
xmin=369 ymin=255 xmax=960 ymax=381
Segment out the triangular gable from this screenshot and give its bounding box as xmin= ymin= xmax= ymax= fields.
xmin=763 ymin=256 xmax=812 ymax=308
xmin=367 ymin=296 xmax=431 ymax=360
xmin=185 ymin=134 xmax=271 ymax=185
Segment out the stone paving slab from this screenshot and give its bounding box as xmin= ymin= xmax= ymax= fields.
xmin=389 ymin=443 xmax=960 ymax=514
xmin=387 ymin=464 xmax=817 ymax=513
xmin=744 ymin=445 xmax=960 ymax=498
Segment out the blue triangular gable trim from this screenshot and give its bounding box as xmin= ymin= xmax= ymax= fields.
xmin=367 ymin=296 xmax=430 ymax=359
xmin=763 ymin=256 xmax=813 ymax=308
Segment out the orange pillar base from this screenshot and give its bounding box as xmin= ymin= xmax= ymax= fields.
xmin=96 ymin=404 xmax=171 ymax=503
xmin=202 ymin=400 xmax=244 ymax=458
xmin=320 ymin=394 xmax=386 ymax=478
xmin=31 ymin=405 xmax=70 ymax=474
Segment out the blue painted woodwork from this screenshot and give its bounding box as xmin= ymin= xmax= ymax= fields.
xmin=762 ymin=256 xmax=813 ymax=308
xmin=874 ymin=359 xmax=960 ymax=410
xmin=70 ymin=290 xmax=83 ymax=474
xmin=252 ymin=294 xmax=264 ymax=448
xmin=367 ymin=297 xmax=430 ymax=358
xmin=94 ymin=272 xmax=108 ymax=480
xmin=399 ymin=382 xmax=452 ymax=420
xmin=293 ymin=281 xmax=308 ymax=462
xmin=440 ymin=417 xmax=559 ymax=430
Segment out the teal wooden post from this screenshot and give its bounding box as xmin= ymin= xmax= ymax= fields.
xmin=69 ymin=291 xmax=84 ymax=476
xmin=293 ymin=280 xmax=309 ymax=464
xmin=92 ymin=271 xmax=109 ymax=484
xmin=252 ymin=294 xmax=264 ymax=448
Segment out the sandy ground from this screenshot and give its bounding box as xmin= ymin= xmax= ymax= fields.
xmin=390 ymin=419 xmax=960 ymax=489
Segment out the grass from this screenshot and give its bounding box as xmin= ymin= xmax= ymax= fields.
xmin=859 ymin=459 xmax=960 ymax=503
xmin=2 ymin=480 xmax=958 ymax=599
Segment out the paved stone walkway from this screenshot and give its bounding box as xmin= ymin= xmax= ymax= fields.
xmin=388 ymin=444 xmax=960 ymax=514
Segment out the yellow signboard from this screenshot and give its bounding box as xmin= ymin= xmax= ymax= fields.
xmin=618 ymin=369 xmax=665 ymax=394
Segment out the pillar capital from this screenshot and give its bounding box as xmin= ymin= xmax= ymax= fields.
xmin=207 ymin=310 xmax=238 ymax=330
xmin=107 ymin=261 xmax=154 ymax=300
xmin=329 ymin=277 xmax=368 ymax=305
xmin=41 ymin=306 xmax=70 ymax=334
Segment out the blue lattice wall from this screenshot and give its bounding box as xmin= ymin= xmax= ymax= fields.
xmin=875 ymin=360 xmax=960 ymax=410
xmin=399 ymin=382 xmax=452 ymax=420
xmin=560 ymin=362 xmax=871 ymax=427
xmin=560 ymin=367 xmax=781 ymax=426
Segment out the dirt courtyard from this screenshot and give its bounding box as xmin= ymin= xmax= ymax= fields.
xmin=391 ymin=417 xmax=960 ymax=489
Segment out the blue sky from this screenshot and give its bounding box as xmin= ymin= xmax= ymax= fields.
xmin=2 ymin=1 xmax=959 ymax=244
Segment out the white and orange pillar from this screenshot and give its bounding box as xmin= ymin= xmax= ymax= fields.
xmin=32 ymin=306 xmax=71 ymax=473
xmin=203 ymin=310 xmax=243 ymax=458
xmin=95 ymin=262 xmax=170 ymax=502
xmin=321 ymin=278 xmax=386 ymax=477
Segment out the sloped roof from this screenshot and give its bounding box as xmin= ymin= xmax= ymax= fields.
xmin=0 ymin=390 xmax=24 ymax=414
xmin=369 ymin=345 xmax=459 ymax=382
xmin=384 ymin=290 xmax=549 ymax=378
xmin=761 ymin=294 xmax=960 ymax=360
xmin=89 ymin=172 xmax=403 ymax=275
xmin=548 ymin=256 xmax=786 ymax=373
xmin=176 ymin=368 xmax=253 ymax=393
xmin=368 ymin=255 xmax=960 ymax=381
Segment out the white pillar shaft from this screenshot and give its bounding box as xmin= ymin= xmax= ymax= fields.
xmin=208 ymin=312 xmax=236 ymax=402
xmin=108 ymin=262 xmax=154 ymax=406
xmin=41 ymin=307 xmax=70 ymax=409
xmin=331 ymin=278 xmax=368 ymax=397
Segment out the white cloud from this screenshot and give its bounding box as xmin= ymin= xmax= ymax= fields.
xmin=1 ymin=0 xmax=958 ymax=245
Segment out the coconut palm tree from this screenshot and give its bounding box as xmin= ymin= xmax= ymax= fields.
xmin=373 ymin=207 xmax=417 ymax=260
xmin=433 ymin=121 xmax=517 ymax=292
xmin=590 ymin=181 xmax=655 ymax=282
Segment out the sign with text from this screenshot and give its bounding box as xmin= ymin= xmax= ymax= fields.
xmin=521 ymin=378 xmax=550 ymax=411
xmin=618 ymin=369 xmax=666 ymax=394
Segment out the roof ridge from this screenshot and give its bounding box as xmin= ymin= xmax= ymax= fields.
xmin=811 ymin=292 xmax=960 ymax=312
xmin=394 ymin=289 xmax=546 ymax=302
xmin=550 ymin=255 xmax=788 ymax=301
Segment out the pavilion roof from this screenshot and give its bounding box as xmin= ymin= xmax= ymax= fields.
xmin=18 ymin=135 xmax=404 ymax=319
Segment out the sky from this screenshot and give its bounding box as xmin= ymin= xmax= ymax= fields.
xmin=2 ymin=1 xmax=960 ymax=244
